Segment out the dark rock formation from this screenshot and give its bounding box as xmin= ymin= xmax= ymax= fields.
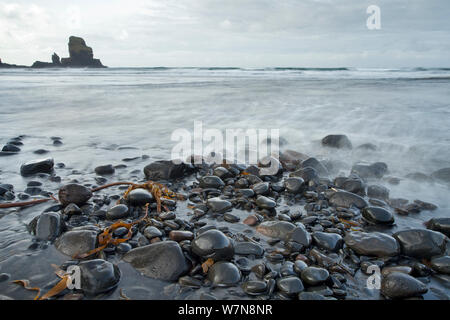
xmin=60 ymin=36 xmax=105 ymax=68
xmin=29 ymin=36 xmax=106 ymax=69
xmin=0 ymin=60 xmax=29 ymax=69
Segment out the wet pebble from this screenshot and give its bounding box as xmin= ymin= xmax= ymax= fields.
xmin=312 ymin=232 xmax=343 ymax=252
xmin=381 ymin=272 xmax=427 ymax=299
xmin=208 ymin=261 xmax=241 ymax=287
xmin=127 ymin=188 xmax=153 ymax=206
xmin=234 ymin=242 xmax=264 ymax=257
xmin=58 ymin=184 xmax=93 ymax=207
xmin=277 ymin=276 xmax=304 ymax=296
xmin=393 ymin=229 xmax=446 ymax=259
xmin=255 ymin=195 xmax=276 ymax=209
xmin=430 ymin=256 xmax=450 ymax=274
xmin=301 ymin=267 xmax=329 ymax=286
xmin=95 ymin=164 xmax=115 ymax=176
xmin=362 ymin=206 xmax=394 ymax=225
xmin=20 ymin=158 xmax=54 ymax=176
xmin=242 ymin=280 xmax=268 ymax=295
xmin=106 ymin=204 xmax=129 ymax=220
xmin=123 ymin=241 xmax=189 ymax=281
xmin=191 ymin=229 xmax=234 ymax=260
xmin=78 ymin=259 xmax=121 ymax=296
xmin=207 ymin=197 xmax=232 ymax=213
xmin=344 ymin=231 xmax=400 ymax=257
xmin=55 ymin=230 xmax=98 ymax=257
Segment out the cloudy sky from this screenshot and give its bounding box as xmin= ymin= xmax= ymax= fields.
xmin=1 ymin=0 xmax=449 ymax=67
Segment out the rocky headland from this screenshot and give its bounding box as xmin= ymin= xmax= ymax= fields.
xmin=0 ymin=36 xmax=106 ymax=69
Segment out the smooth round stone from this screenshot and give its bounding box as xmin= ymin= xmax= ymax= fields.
xmin=191 ymin=229 xmax=234 ymax=261
xmin=208 ymin=261 xmax=241 ymax=287
xmin=287 ymin=224 xmax=312 ymax=246
xmin=95 ymin=164 xmax=115 ymax=175
xmin=0 ymin=273 xmax=10 ymax=283
xmin=255 ymin=195 xmax=276 ymax=209
xmin=426 ymin=218 xmax=450 ymax=237
xmin=34 ymin=212 xmax=62 ymax=241
xmin=2 ymin=144 xmax=20 ymax=152
xmin=281 ymin=261 xmax=297 ymax=277
xmin=127 ymin=188 xmax=153 ymax=206
xmin=367 ymin=184 xmax=390 ymax=200
xmin=362 ymin=206 xmax=394 ymax=225
xmin=256 ymin=221 xmax=296 ymax=240
xmin=312 ymin=232 xmax=343 ymax=252
xmin=116 ymin=243 xmax=132 ymax=253
xmin=63 ymin=203 xmax=82 ymax=215
xmin=321 ymin=134 xmax=352 ymax=149
xmin=20 ymin=158 xmax=54 ymax=176
xmin=393 ymin=229 xmax=446 ymax=259
xmin=294 ymin=260 xmax=308 ymax=274
xmin=277 ymin=276 xmax=304 ymax=296
xmin=251 ymin=182 xmax=270 ymax=195
xmin=169 ymin=230 xmax=194 ymax=242
xmin=207 ymin=197 xmax=232 ymax=213
xmin=237 ymin=189 xmax=255 ymax=197
xmin=344 ymin=231 xmax=400 ymax=257
xmin=381 ymin=272 xmax=427 ymax=299
xmin=381 ymin=266 xmax=413 ymax=277
xmin=106 ymin=204 xmax=129 ymax=220
xmin=213 ymin=167 xmax=232 ymax=179
xmin=58 ymin=184 xmax=93 ymax=207
xmin=79 ymin=259 xmax=121 ymax=296
xmin=199 ymin=176 xmax=225 ymax=189
xmin=178 ymin=276 xmax=202 ymax=288
xmin=328 ymin=191 xmax=367 ymax=209
xmin=113 ymin=227 xmax=129 ymax=238
xmin=284 ymin=177 xmax=305 ymax=194
xmin=223 ymin=213 xmax=240 ymax=223
xmin=55 ymin=230 xmax=98 ymax=257
xmin=234 ymin=242 xmax=264 ymax=257
xmin=301 ymin=267 xmax=329 ymax=286
xmin=242 ymin=281 xmax=268 ymax=295
xmin=235 ymin=178 xmax=249 ymax=189
xmin=430 ymin=256 xmax=450 ymax=274
xmin=243 ymin=215 xmax=259 ymax=226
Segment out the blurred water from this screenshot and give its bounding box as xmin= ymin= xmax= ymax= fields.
xmin=0 ymin=67 xmax=449 ymax=299
xmin=1 ymin=67 xmax=449 ymax=202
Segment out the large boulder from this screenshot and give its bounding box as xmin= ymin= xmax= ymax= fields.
xmin=425 ymin=218 xmax=450 ymax=237
xmin=321 ymin=135 xmax=352 ymax=149
xmin=20 ymin=158 xmax=54 ymax=176
xmin=144 ymin=160 xmax=193 ymax=180
xmin=328 ymin=190 xmax=367 ymax=209
xmin=60 ymin=36 xmax=105 ymax=68
xmin=381 ymin=273 xmax=427 ymax=299
xmin=393 ymin=229 xmax=447 ymax=259
xmin=58 ymin=184 xmax=92 ymax=207
xmin=78 ymin=259 xmax=121 ymax=296
xmin=123 ymin=241 xmax=189 ymax=281
xmin=55 ymin=230 xmax=98 ymax=257
xmin=344 ymin=232 xmax=400 ymax=257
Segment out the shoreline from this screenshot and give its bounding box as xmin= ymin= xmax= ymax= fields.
xmin=0 ymin=133 xmax=449 ymax=300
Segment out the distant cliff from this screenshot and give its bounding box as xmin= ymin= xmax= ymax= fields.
xmin=1 ymin=36 xmax=106 ymax=69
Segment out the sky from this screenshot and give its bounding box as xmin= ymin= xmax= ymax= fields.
xmin=0 ymin=0 xmax=449 ymax=67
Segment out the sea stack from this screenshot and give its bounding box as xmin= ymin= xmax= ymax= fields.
xmin=29 ymin=36 xmax=106 ymax=68
xmin=61 ymin=36 xmax=105 ymax=68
